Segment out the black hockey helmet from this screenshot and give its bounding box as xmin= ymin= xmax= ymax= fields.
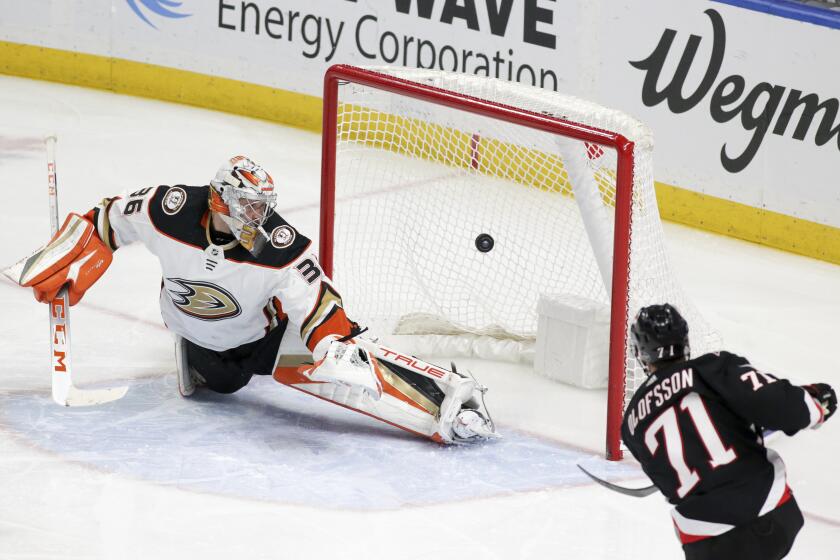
xmin=630 ymin=304 xmax=690 ymax=370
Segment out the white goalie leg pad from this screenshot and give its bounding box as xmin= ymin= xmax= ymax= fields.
xmin=356 ymin=338 xmax=499 ymax=443
xmin=277 ymin=338 xmax=498 ymax=443
xmin=300 ymin=379 xmax=443 ymax=440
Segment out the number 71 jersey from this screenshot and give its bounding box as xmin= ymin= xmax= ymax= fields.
xmin=620 ymin=351 xmax=824 ymax=543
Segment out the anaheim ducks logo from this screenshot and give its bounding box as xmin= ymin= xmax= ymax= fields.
xmin=165 ymin=278 xmax=241 ymax=321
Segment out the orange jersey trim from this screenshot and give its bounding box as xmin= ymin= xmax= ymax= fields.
xmin=305 ymin=306 xmax=354 ymax=352
xmin=272 ymin=297 xmax=287 ymax=322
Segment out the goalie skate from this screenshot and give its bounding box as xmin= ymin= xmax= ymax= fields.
xmin=432 ymin=367 xmax=498 ymax=443
xmin=453 ymin=409 xmax=497 ymax=441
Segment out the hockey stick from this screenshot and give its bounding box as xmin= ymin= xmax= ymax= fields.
xmin=577 ymin=427 xmax=780 ymax=498
xmin=577 ymin=464 xmax=658 ymax=498
xmin=45 ymin=136 xmax=128 ymax=407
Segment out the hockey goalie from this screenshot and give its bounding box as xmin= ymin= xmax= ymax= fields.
xmin=4 ymin=156 xmax=497 ymax=444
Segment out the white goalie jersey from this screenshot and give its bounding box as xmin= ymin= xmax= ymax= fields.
xmin=86 ymin=184 xmax=355 ymax=353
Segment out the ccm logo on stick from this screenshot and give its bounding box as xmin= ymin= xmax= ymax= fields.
xmin=50 ymin=297 xmax=68 ymax=373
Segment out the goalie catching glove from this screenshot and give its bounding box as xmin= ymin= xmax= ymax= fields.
xmin=2 ymin=213 xmax=111 ymax=305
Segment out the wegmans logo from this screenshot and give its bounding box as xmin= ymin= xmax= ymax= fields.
xmin=631 ymin=8 xmax=840 ymax=174
xmin=127 ymin=0 xmax=191 ymax=29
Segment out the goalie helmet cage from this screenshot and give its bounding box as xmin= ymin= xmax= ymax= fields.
xmin=319 ymin=64 xmax=719 ymax=460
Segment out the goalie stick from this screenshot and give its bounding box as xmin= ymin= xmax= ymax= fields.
xmin=44 ymin=136 xmax=128 ymax=407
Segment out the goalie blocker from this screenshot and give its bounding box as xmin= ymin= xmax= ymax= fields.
xmin=274 ymin=336 xmax=498 ymax=444
xmin=3 ymin=213 xmax=112 ymax=305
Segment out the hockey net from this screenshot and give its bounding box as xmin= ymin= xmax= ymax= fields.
xmin=320 ymin=65 xmax=720 ymax=459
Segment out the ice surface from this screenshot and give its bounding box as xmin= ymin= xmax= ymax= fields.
xmin=0 ymin=75 xmax=837 ymax=559
xmin=0 ymin=375 xmax=639 ymax=510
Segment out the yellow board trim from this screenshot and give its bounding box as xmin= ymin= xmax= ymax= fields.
xmin=0 ymin=40 xmax=322 ymax=132
xmin=655 ymin=182 xmax=840 ymax=264
xmin=2 ymin=40 xmax=839 ymax=265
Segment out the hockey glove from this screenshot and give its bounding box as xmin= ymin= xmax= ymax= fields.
xmin=306 ymin=339 xmax=383 ymax=400
xmin=804 ymin=383 xmax=837 ymax=423
xmin=2 ymin=213 xmax=112 ymax=306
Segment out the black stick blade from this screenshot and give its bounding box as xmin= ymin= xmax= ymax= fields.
xmin=577 ymin=464 xmax=658 ymax=498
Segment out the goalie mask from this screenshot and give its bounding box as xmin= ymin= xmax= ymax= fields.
xmin=209 ymin=156 xmax=277 ymax=256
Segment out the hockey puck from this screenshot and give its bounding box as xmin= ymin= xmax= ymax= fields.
xmin=475 ymin=233 xmax=494 ymax=253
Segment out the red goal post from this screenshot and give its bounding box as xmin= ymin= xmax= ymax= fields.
xmin=319 ymin=64 xmax=716 ymax=460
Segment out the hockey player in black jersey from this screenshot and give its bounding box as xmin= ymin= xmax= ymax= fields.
xmin=621 ymin=304 xmax=836 ymax=560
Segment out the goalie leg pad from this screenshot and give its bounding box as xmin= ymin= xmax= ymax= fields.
xmin=275 ymin=363 xmax=446 ymax=441
xmin=275 ymin=339 xmax=498 ymax=443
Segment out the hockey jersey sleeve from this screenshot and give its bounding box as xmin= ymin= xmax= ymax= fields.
xmin=274 ymin=251 xmax=356 ymax=354
xmin=84 ymin=187 xmax=159 ymax=251
xmin=703 ymin=352 xmax=825 ymax=435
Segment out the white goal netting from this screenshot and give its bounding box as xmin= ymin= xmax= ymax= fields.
xmin=326 ymin=67 xmax=720 ymax=410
